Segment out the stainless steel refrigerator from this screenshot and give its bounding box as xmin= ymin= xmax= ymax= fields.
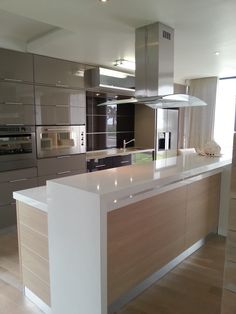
xmin=155 ymin=108 xmax=179 ymax=159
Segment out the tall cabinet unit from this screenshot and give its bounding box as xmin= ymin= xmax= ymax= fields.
xmin=0 ymin=49 xmax=88 ymax=229
xmin=33 ymin=55 xmax=87 ymax=186
xmin=221 ymin=131 xmax=236 ymax=313
xmin=0 ymin=49 xmax=37 ymax=229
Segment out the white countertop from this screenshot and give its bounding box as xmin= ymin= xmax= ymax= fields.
xmin=86 ymin=147 xmax=154 ymax=160
xmin=50 ymin=153 xmax=232 ymax=196
xmin=13 ymin=186 xmax=47 ymax=212
xmin=13 ymin=153 xmax=232 ymax=212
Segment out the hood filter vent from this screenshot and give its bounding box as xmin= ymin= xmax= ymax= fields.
xmin=163 ymin=30 xmax=171 ymax=40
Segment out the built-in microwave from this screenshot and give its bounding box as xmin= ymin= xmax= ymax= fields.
xmin=0 ymin=126 xmax=36 ymax=171
xmin=36 ymin=125 xmax=86 ymax=158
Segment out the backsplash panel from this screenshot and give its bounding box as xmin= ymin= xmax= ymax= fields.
xmin=86 ymin=92 xmax=135 ymax=151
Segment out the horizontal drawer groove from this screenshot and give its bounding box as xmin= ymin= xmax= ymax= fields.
xmin=20 ymin=222 xmax=48 ymax=238
xmin=22 ymin=266 xmax=51 ymax=306
xmin=20 ymin=224 xmax=49 ymax=260
xmin=23 ymin=264 xmax=50 ymax=286
xmin=21 ymin=243 xmax=49 ymax=262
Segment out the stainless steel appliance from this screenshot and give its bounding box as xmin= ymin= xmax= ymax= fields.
xmin=36 ymin=125 xmax=86 ymax=158
xmin=0 ymin=126 xmax=36 ymax=171
xmin=156 ymin=108 xmax=179 ymax=158
xmin=98 ymin=22 xmax=207 ymax=108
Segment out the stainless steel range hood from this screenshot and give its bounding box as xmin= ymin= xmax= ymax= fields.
xmin=99 ymin=22 xmax=207 ymax=108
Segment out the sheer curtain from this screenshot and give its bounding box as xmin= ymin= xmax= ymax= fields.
xmin=184 ymin=77 xmax=218 ymax=149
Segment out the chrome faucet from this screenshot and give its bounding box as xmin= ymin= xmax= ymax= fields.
xmin=123 ymin=138 xmax=135 ymax=149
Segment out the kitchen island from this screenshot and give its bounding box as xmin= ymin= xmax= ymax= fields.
xmin=13 ymin=153 xmax=231 ymax=314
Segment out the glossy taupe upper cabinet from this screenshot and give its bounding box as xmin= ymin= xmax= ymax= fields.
xmin=0 ymin=49 xmax=33 ymax=83
xmin=0 ymin=82 xmax=35 ymax=125
xmin=35 ymin=86 xmax=86 ymax=125
xmin=34 ymin=55 xmax=84 ymax=89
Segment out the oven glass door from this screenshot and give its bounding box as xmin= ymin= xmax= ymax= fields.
xmin=0 ymin=134 xmax=33 ymax=156
xmin=37 ymin=126 xmax=85 ymax=158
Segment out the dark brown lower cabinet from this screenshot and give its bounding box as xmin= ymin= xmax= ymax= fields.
xmin=87 ymin=154 xmax=131 ymax=172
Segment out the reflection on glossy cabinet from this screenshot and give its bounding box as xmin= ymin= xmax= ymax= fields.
xmin=0 ymin=168 xmax=37 ymax=228
xmin=34 ymin=55 xmax=84 ymax=89
xmin=0 ymin=48 xmax=33 ymax=83
xmin=35 ymin=86 xmax=85 ymax=107
xmin=0 ymin=82 xmax=34 ymax=104
xmin=0 ymin=82 xmax=35 ymax=125
xmin=35 ymin=85 xmax=86 ymax=125
xmin=36 ymin=105 xmax=85 ymax=125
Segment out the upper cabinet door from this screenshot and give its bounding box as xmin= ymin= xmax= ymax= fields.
xmin=0 ymin=82 xmax=34 ymax=105
xmin=35 ymin=86 xmax=85 ymax=107
xmin=0 ymin=49 xmax=33 ymax=83
xmin=34 ymin=55 xmax=84 ymax=89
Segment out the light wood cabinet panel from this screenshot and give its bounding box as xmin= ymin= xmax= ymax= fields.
xmin=221 ymin=289 xmax=236 ymax=314
xmin=17 ymin=201 xmax=50 ymax=306
xmin=18 ymin=203 xmax=48 ymax=236
xmin=107 ymin=186 xmax=187 ymax=304
xmin=228 ymin=199 xmax=236 ymax=231
xmin=223 ymin=261 xmax=236 ymax=293
xmin=186 ymin=174 xmax=220 ymax=248
xmin=21 ymin=246 xmax=50 ymax=284
xmin=22 ymin=266 xmax=50 ymax=306
xmin=19 ymin=223 xmax=49 ymax=260
xmin=226 ymin=231 xmax=236 ymax=263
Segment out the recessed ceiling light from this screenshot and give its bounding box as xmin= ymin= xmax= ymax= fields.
xmin=114 ymin=59 xmax=135 ymax=71
xmin=215 ymin=51 xmax=220 ymax=56
xmin=100 ymin=0 xmax=108 ymax=2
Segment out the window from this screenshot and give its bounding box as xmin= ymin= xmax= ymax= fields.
xmin=214 ymin=78 xmax=236 ymax=154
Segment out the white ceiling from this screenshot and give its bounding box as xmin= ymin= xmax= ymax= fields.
xmin=0 ymin=0 xmax=236 ymax=83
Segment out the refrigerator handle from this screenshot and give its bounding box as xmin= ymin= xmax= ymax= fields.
xmin=165 ymin=132 xmax=171 ymax=150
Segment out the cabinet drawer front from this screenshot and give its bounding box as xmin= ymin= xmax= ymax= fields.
xmin=0 ymin=82 xmax=34 ymax=104
xmin=227 ymin=231 xmax=236 ymax=263
xmin=22 ymin=266 xmax=50 ymax=306
xmin=18 ymin=203 xmax=48 ymax=236
xmin=21 ymin=246 xmax=50 ymax=284
xmin=35 ymin=105 xmax=85 ymax=125
xmin=0 ymin=204 xmax=16 ymax=229
xmin=19 ymin=224 xmax=48 ymax=260
xmin=34 ymin=55 xmax=84 ymax=89
xmin=0 ymin=178 xmax=37 ymax=206
xmin=37 ymin=169 xmax=84 ymax=186
xmin=87 ymin=157 xmax=113 ymax=172
xmin=229 ymin=199 xmax=236 ymax=231
xmin=113 ymin=154 xmax=132 ymax=167
xmin=35 ymin=86 xmax=85 ymax=107
xmin=0 ymin=167 xmax=37 ymax=183
xmin=37 ymin=154 xmax=86 ymax=176
xmin=224 ymin=261 xmax=236 ymax=293
xmin=0 ymin=49 xmax=33 ymax=83
xmin=0 ymin=103 xmax=35 ymax=125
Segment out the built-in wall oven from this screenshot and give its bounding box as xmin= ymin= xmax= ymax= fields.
xmin=0 ymin=126 xmax=36 ymax=171
xmin=36 ymin=125 xmax=86 ymax=158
